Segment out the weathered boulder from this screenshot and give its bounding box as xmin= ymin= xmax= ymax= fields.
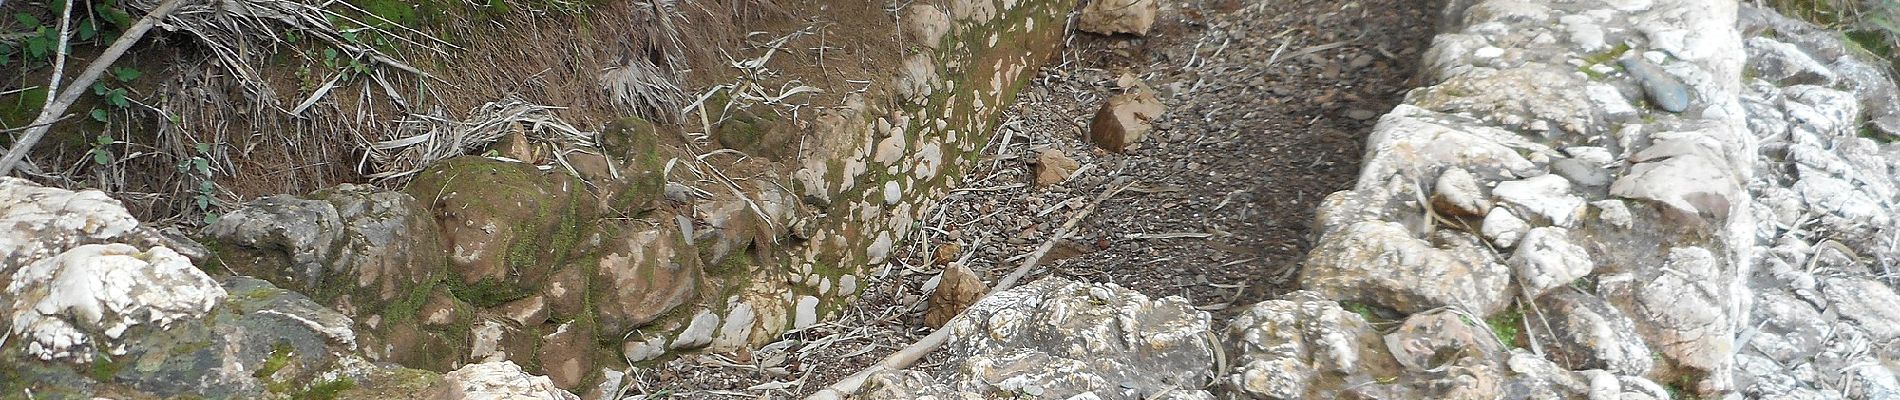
xmin=1532 ymin=290 xmax=1653 ymax=376
xmin=1301 ymin=221 xmax=1512 ymax=315
xmin=1222 ymin=290 xmax=1399 ymax=399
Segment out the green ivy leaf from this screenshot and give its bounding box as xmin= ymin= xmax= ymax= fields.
xmin=196 ymin=194 xmax=210 ymax=209
xmin=340 ymin=31 xmax=358 ymax=43
xmin=92 ymin=82 xmax=108 ymax=95
xmin=96 ymin=133 xmax=113 ymax=145
xmin=203 ymin=213 xmax=219 ymax=225
xmin=25 ymin=36 xmax=48 ymax=59
xmin=195 ymin=143 xmax=210 ymax=154
xmin=76 ymin=21 xmax=96 ymax=41
xmin=90 ymin=108 xmax=107 ymax=122
xmin=199 ymin=180 xmax=213 ymax=192
xmin=193 ymin=158 xmax=209 ymax=175
xmin=112 ymin=66 xmax=140 ymax=82
xmin=14 ymin=13 xmax=40 ymax=28
xmin=106 ymin=88 xmax=128 ymax=108
xmin=91 ymin=148 xmax=110 ymax=165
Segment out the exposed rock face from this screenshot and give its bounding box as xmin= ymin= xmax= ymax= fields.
xmin=0 ymin=178 xmax=449 ymax=399
xmin=2 ymin=177 xmax=227 ymax=363
xmin=1223 ymin=291 xmax=1399 ymax=399
xmin=859 ymin=278 xmax=1216 ymax=399
xmin=1289 ymin=0 xmax=1900 ymax=398
xmin=183 ymin=0 xmax=1081 ymax=391
xmin=1301 ymin=221 xmax=1512 ymax=315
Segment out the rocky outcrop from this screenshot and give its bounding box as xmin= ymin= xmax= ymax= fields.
xmin=189 ymin=0 xmax=1079 ymax=392
xmin=0 ymin=178 xmax=579 ymax=399
xmin=1284 ymin=0 xmax=1900 ymax=398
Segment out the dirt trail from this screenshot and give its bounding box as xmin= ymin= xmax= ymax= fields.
xmin=627 ymin=0 xmax=1440 ymax=396
xmin=938 ymin=0 xmax=1442 ymax=311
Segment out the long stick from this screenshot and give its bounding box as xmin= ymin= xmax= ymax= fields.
xmin=805 ymin=176 xmax=1130 ymax=399
xmin=0 ymin=0 xmax=186 ymax=176
xmin=44 ymin=0 xmax=74 ymax=112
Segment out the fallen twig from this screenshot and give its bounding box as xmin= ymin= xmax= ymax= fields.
xmin=1123 ymin=232 xmax=1213 ymax=240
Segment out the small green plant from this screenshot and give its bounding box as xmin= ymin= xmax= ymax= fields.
xmin=177 ymin=143 xmax=221 ymax=224
xmin=1485 ymin=307 xmax=1525 ymax=348
xmin=88 ymin=132 xmax=114 ymax=165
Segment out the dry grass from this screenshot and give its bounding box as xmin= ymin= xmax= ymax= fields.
xmin=41 ymin=0 xmax=772 ymax=224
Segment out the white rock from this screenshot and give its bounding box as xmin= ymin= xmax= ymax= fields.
xmin=1482 ymin=208 xmax=1531 ymax=248
xmin=670 ymin=310 xmax=720 ymax=350
xmin=1591 ymin=200 xmax=1633 ymax=229
xmin=883 ymin=181 xmax=903 ymax=205
xmin=7 ymin=244 xmax=225 ymax=362
xmin=712 ymin=303 xmax=757 ymax=351
xmin=839 ymin=275 xmax=860 ymax=296
xmin=1509 ymin=227 xmax=1594 ymax=296
xmin=622 ymin=337 xmax=668 ymax=363
xmin=470 ymin=321 xmax=508 ymax=362
xmin=438 ymin=360 xmax=580 ymax=400
xmin=794 ymin=295 xmax=820 ymax=329
xmin=1076 ymin=0 xmax=1158 ymax=36
xmin=1494 ymin=174 xmax=1586 ymax=227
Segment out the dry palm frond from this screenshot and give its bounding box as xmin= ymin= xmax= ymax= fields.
xmin=120 ymin=0 xmax=444 ymax=105
xmin=600 ymin=55 xmax=688 ymax=124
xmin=364 ymin=97 xmax=595 ymax=180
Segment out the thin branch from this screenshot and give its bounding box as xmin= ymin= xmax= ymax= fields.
xmin=0 ymin=0 xmax=187 ymax=176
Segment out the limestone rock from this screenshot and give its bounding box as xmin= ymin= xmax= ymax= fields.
xmin=1480 ymin=208 xmax=1529 ymax=249
xmin=536 ymin=322 xmax=590 ymax=390
xmin=1601 ymin=247 xmax=1733 ymax=375
xmin=1819 ymin=277 xmax=1900 ymax=342
xmin=1224 ymin=291 xmax=1399 ymax=399
xmin=1034 ymin=148 xmax=1081 ymax=187
xmin=434 ymin=360 xmax=580 ymax=400
xmin=1431 ymin=167 xmax=1490 ymax=217
xmin=1508 ymin=227 xmax=1594 ymax=297
xmin=204 ymin=195 xmax=345 ymax=290
xmin=1089 ymin=89 xmax=1164 ymax=153
xmin=924 ymin=263 xmax=988 ymax=328
xmin=1493 ymin=174 xmax=1585 ymax=227
xmin=1301 ymin=221 xmax=1512 ymax=315
xmin=7 ymin=243 xmax=225 ymax=362
xmin=1382 ymin=309 xmax=1506 ymax=372
xmin=1533 ymin=291 xmax=1653 ymax=375
xmin=1077 ymin=0 xmax=1158 ymax=36
xmin=1609 ymin=133 xmax=1738 ymax=223
xmin=672 ymin=310 xmax=720 ymax=350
